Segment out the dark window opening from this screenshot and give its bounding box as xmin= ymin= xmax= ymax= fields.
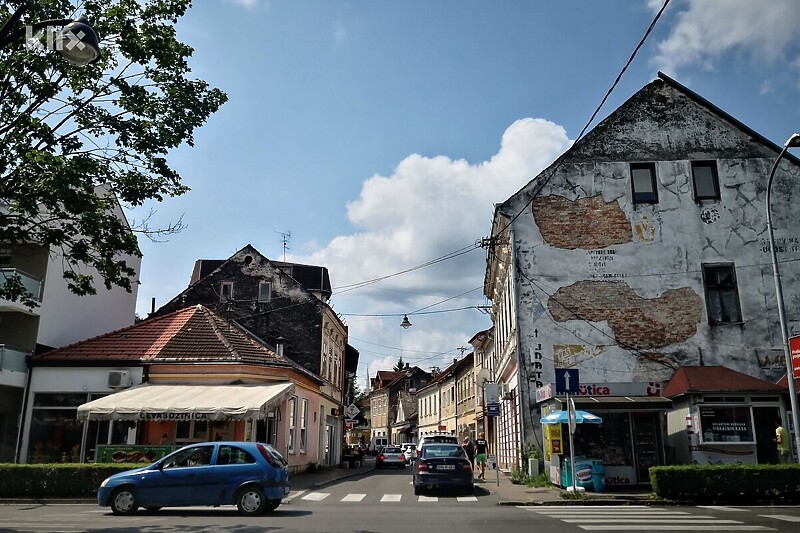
xmin=703 ymin=264 xmax=742 ymax=325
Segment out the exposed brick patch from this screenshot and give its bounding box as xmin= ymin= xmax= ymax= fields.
xmin=533 ymin=195 xmax=632 ymax=249
xmin=547 ymin=281 xmax=702 ymax=350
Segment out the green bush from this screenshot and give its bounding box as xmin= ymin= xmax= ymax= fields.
xmin=0 ymin=463 xmax=143 ymax=499
xmin=650 ymin=464 xmax=800 ymax=504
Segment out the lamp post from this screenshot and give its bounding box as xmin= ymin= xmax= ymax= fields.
xmin=0 ymin=4 xmax=100 ymax=66
xmin=766 ymin=132 xmax=800 ymax=460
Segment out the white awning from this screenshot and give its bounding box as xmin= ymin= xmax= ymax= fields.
xmin=77 ymin=382 xmax=295 ymax=421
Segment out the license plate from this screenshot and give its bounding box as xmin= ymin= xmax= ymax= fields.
xmin=437 ymin=464 xmax=455 ymax=470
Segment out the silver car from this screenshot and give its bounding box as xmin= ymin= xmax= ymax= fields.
xmin=375 ymin=446 xmax=406 ymax=469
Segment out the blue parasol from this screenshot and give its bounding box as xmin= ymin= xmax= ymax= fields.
xmin=540 ymin=410 xmax=602 ymax=425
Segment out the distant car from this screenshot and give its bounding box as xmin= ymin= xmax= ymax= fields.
xmin=413 ymin=442 xmax=473 ymax=495
xmin=401 ymin=443 xmax=417 ymax=463
xmin=375 ymin=445 xmax=406 ymax=469
xmin=97 ymin=441 xmax=289 ymax=516
xmin=416 ymin=433 xmax=459 ymax=450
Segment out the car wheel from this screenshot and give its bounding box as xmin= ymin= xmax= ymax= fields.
xmin=464 ymin=484 xmax=474 ymax=495
xmin=264 ymin=499 xmax=280 ymax=512
xmin=413 ymin=484 xmax=422 ymax=496
xmin=236 ymin=486 xmax=266 ymax=516
xmin=110 ymin=486 xmax=138 ymax=516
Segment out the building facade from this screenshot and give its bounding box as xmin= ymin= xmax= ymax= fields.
xmin=0 ymin=194 xmax=139 ymax=462
xmin=484 ymin=72 xmax=800 ymax=483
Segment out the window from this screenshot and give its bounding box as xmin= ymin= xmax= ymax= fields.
xmin=630 ymin=162 xmax=658 ymax=204
xmin=703 ymin=264 xmax=741 ymax=325
xmin=692 ymin=161 xmax=720 ymax=201
xmin=220 ymin=281 xmax=233 ymax=302
xmin=287 ymin=397 xmax=297 ymax=452
xmin=258 ymin=281 xmax=272 ymax=302
xmin=300 ymin=399 xmax=308 ymax=452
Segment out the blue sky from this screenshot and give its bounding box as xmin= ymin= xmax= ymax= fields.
xmin=129 ymin=0 xmax=800 ymax=390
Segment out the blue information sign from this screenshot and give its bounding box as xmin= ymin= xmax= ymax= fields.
xmin=487 ymin=403 xmax=500 ymax=417
xmin=554 ymin=368 xmax=580 ymax=395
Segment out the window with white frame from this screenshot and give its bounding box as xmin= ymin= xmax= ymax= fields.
xmin=288 ymin=397 xmax=297 ymax=452
xmin=300 ymin=399 xmax=308 ymax=452
xmin=220 ymin=281 xmax=233 ymax=302
xmin=258 ymin=281 xmax=272 ymax=302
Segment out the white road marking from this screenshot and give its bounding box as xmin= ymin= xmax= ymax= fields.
xmin=341 ymin=493 xmax=366 ymax=502
xmin=418 ymin=495 xmax=438 ymax=502
xmin=698 ymin=506 xmax=749 ymax=512
xmin=759 ymin=515 xmax=800 ymax=522
xmin=300 ymin=492 xmax=330 ymax=501
xmin=381 ymin=494 xmax=402 ymax=502
xmin=456 ymin=495 xmax=478 ymax=502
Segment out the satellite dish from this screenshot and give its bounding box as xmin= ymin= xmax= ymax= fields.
xmin=476 ymin=368 xmax=491 ymax=386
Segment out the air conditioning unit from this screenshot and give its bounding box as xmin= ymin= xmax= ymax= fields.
xmin=107 ymin=370 xmax=131 ymax=388
xmin=499 ymin=383 xmax=513 ymax=400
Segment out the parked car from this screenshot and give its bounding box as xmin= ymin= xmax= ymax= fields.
xmin=412 ymin=442 xmax=473 ymax=495
xmin=97 ymin=441 xmax=289 ymax=516
xmin=375 ymin=445 xmax=406 ymax=469
xmin=401 ymin=443 xmax=417 ymax=463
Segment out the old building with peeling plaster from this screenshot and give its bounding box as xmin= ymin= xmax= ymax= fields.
xmin=483 ymin=73 xmax=800 ymax=481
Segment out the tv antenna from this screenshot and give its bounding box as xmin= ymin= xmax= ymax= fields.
xmin=275 ymin=230 xmax=291 ymax=261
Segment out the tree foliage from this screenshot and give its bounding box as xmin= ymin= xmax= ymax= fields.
xmin=393 ymin=356 xmax=405 ymax=372
xmin=0 ymin=0 xmax=226 ymax=306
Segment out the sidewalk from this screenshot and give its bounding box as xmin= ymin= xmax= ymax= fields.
xmin=288 ymin=459 xmax=656 ymax=506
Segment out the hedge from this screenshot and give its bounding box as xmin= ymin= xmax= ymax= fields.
xmin=0 ymin=463 xmax=144 ymax=499
xmin=650 ymin=464 xmax=800 ymax=504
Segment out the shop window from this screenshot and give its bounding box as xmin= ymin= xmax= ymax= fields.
xmin=702 ymin=264 xmax=742 ymax=325
xmin=28 ymin=392 xmax=94 ymax=463
xmin=691 ymin=160 xmax=720 ymax=201
xmin=699 ymin=405 xmax=754 ymax=443
xmin=175 ymin=419 xmax=209 ymax=443
xmin=630 ymin=162 xmax=658 ymax=204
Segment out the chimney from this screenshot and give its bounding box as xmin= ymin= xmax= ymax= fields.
xmin=405 ymin=362 xmax=410 ymax=369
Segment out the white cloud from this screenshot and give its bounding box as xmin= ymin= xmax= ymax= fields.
xmin=222 ymin=0 xmax=265 ymax=9
xmin=652 ymin=0 xmax=800 ymax=74
xmin=292 ymin=118 xmax=570 ymax=384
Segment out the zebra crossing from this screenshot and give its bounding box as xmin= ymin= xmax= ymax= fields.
xmin=287 ymin=490 xmax=478 ymax=504
xmin=519 ymin=505 xmax=776 ymax=531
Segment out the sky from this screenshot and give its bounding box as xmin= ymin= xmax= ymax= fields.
xmin=127 ymin=0 xmax=800 ymax=392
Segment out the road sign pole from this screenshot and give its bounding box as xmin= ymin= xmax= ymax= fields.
xmin=568 ymin=393 xmax=576 ymax=493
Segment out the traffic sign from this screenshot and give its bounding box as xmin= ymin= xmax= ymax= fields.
xmin=555 ymin=368 xmax=580 ymax=395
xmin=344 ymin=403 xmax=360 ymax=419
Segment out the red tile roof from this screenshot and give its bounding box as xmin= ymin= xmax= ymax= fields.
xmin=32 ymin=305 xmax=287 ymax=366
xmin=664 ymin=366 xmax=784 ymax=397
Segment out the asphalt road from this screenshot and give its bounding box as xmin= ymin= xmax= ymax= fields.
xmin=2 ymin=467 xmax=799 ymax=533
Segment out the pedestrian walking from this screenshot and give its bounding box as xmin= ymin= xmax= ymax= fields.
xmin=462 ymin=437 xmax=475 ymax=470
xmin=474 ymin=432 xmax=488 ymax=479
xmin=775 ymin=419 xmax=790 ymax=463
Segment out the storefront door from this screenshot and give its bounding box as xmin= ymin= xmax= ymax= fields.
xmin=631 ymin=412 xmax=659 ymax=482
xmin=753 ymin=406 xmax=780 ymax=464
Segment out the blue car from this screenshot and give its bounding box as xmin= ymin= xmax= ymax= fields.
xmin=97 ymin=441 xmax=289 ymax=516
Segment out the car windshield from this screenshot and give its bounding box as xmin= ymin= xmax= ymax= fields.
xmin=383 ymin=447 xmax=402 ymax=453
xmin=422 ymin=445 xmax=466 ymax=458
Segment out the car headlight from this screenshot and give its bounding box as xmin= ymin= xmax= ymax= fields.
xmin=100 ymin=477 xmax=110 ymax=488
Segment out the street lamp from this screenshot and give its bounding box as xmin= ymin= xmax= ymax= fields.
xmin=400 ymin=315 xmax=412 ymax=329
xmin=0 ymin=5 xmax=100 ymax=66
xmin=766 ymin=132 xmax=800 ymax=460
